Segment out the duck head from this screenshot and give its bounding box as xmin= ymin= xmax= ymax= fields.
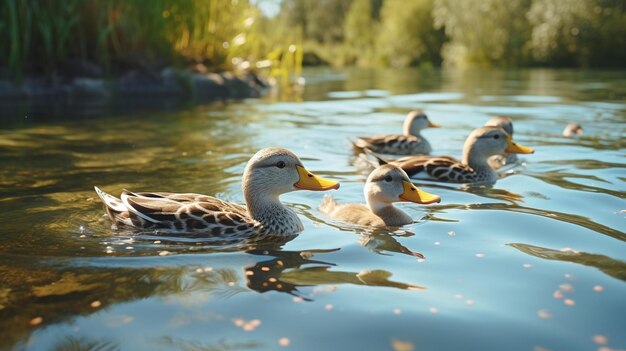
xmin=242 ymin=147 xmax=339 ymax=199
xmin=403 ymin=110 xmax=439 ymax=136
xmin=463 ymin=126 xmax=534 ymax=165
xmin=484 ymin=116 xmax=514 ymax=136
xmin=364 ymin=164 xmax=440 ymax=210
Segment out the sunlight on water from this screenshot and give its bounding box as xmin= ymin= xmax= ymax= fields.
xmin=0 ymin=68 xmax=624 ymax=351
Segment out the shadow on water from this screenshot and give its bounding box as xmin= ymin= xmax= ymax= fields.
xmin=0 ymin=247 xmax=423 ymax=350
xmin=509 ymin=243 xmax=626 ymax=282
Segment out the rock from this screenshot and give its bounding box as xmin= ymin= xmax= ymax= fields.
xmin=192 ymin=72 xmax=228 ymax=102
xmin=302 ymin=51 xmax=328 ymax=66
xmin=220 ymin=72 xmax=259 ymax=99
xmin=71 ymin=78 xmax=110 ymax=99
xmin=0 ymin=80 xmax=27 ymax=100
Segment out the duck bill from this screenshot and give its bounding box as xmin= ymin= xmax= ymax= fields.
xmin=505 ymin=138 xmax=535 ymax=154
xmin=294 ymin=165 xmax=340 ymax=191
xmin=428 ymin=121 xmax=439 ymax=128
xmin=399 ymin=180 xmax=441 ymax=205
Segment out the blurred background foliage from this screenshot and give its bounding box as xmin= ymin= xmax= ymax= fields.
xmin=1 ymin=0 xmax=625 ymax=83
xmin=279 ymin=0 xmax=625 ymax=68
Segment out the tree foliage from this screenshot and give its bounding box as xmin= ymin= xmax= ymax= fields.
xmin=378 ymin=0 xmax=445 ymax=67
xmin=527 ymin=0 xmax=626 ymax=67
xmin=280 ymin=0 xmax=626 ymax=68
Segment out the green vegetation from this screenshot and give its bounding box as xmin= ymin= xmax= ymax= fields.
xmin=1 ymin=0 xmax=624 ymax=84
xmin=0 ymin=0 xmax=301 ymax=84
xmin=281 ymin=0 xmax=626 ymax=68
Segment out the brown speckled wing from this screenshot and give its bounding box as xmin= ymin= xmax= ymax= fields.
xmin=393 ymin=156 xmax=476 ymax=183
xmin=122 ymin=191 xmax=257 ymax=235
xmin=357 ymin=135 xmax=425 ymax=155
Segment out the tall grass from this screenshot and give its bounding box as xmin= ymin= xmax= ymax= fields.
xmin=0 ymin=0 xmax=301 ymax=84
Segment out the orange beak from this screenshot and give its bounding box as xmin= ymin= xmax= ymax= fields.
xmin=294 ymin=165 xmax=340 ymax=191
xmin=399 ymin=181 xmax=441 ymax=204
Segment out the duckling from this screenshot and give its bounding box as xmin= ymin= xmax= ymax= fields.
xmin=352 ymin=110 xmax=438 ymax=155
xmin=563 ymin=123 xmax=584 ymax=137
xmin=484 ymin=116 xmax=518 ymax=168
xmin=320 ymin=164 xmax=440 ymax=227
xmin=370 ymin=126 xmax=534 ymax=184
xmin=95 ymin=147 xmax=339 ymax=237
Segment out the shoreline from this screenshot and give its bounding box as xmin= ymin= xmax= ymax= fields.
xmin=0 ymin=68 xmax=268 ymax=118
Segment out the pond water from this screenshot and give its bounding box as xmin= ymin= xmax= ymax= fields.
xmin=1 ymin=68 xmax=625 ymax=351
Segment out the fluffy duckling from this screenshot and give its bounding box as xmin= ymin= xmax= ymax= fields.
xmin=95 ymin=147 xmax=339 ymax=236
xmin=484 ymin=116 xmax=518 ymax=168
xmin=352 ymin=110 xmax=438 ymax=155
xmin=320 ymin=164 xmax=440 ymax=227
xmin=370 ymin=126 xmax=534 ymax=184
xmin=563 ymin=123 xmax=584 ymax=137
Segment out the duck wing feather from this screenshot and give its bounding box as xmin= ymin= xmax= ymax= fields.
xmin=391 ymin=156 xmax=477 ymax=183
xmin=120 ymin=191 xmax=257 ymax=235
xmin=355 ymin=134 xmax=425 ymax=155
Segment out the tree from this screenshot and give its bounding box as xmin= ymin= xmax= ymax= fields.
xmin=377 ymin=0 xmax=445 ymax=67
xmin=344 ymin=0 xmax=377 ymax=65
xmin=527 ymin=0 xmax=626 ymax=67
xmin=433 ymin=0 xmax=532 ymax=67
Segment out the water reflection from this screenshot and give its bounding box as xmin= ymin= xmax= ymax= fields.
xmin=527 ymin=169 xmax=625 ymax=199
xmin=435 ymin=202 xmax=626 ymax=242
xmin=509 ymin=243 xmax=626 ymax=281
xmin=245 ymin=249 xmax=424 ymax=300
xmin=0 ymin=246 xmax=423 ymax=350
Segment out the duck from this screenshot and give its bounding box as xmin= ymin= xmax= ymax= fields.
xmin=352 ymin=110 xmax=438 ymax=155
xmin=484 ymin=116 xmax=518 ymax=169
xmin=563 ymin=123 xmax=584 ymax=137
xmin=320 ymin=164 xmax=440 ymax=227
xmin=369 ymin=126 xmax=534 ymax=184
xmin=95 ymin=147 xmax=340 ymax=237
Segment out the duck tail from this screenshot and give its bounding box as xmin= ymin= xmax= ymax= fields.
xmin=319 ymin=195 xmax=337 ymax=215
xmin=94 ymin=186 xmax=127 ymax=222
xmin=363 ymin=148 xmax=389 ymax=166
xmin=349 ymin=138 xmax=366 ymax=153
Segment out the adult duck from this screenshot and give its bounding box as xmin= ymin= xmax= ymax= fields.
xmin=369 ymin=126 xmax=534 ymax=184
xmin=484 ymin=116 xmax=518 ymax=169
xmin=352 ymin=110 xmax=438 ymax=155
xmin=320 ymin=164 xmax=440 ymax=227
xmin=95 ymin=147 xmax=339 ymax=236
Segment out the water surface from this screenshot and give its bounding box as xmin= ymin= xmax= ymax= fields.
xmin=1 ymin=68 xmax=625 ymax=351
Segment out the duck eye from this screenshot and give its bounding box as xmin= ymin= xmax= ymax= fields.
xmin=384 ymin=175 xmax=393 ymax=182
xmin=493 ymin=134 xmax=500 ymax=139
xmin=276 ymin=161 xmax=286 ymax=169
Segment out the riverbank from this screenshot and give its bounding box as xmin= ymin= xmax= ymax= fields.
xmin=0 ymin=66 xmax=268 ymax=119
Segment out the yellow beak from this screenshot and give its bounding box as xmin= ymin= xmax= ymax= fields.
xmin=294 ymin=165 xmax=340 ymax=191
xmin=505 ymin=138 xmax=535 ymax=154
xmin=428 ymin=121 xmax=439 ymax=128
xmin=399 ymin=180 xmax=441 ymax=204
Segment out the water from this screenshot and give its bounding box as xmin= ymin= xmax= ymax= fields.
xmin=1 ymin=68 xmax=625 ymax=351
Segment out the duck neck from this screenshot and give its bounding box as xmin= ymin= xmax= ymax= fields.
xmin=463 ymin=146 xmax=496 ymax=181
xmin=243 ymin=184 xmax=303 ymax=235
xmin=366 ymin=198 xmax=413 ymax=226
xmin=403 ymin=125 xmax=422 ymax=137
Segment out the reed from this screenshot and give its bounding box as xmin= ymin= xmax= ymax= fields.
xmin=0 ymin=0 xmax=303 ymax=83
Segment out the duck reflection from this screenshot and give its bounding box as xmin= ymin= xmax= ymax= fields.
xmin=244 ymin=249 xmax=425 ymax=299
xmin=0 ymin=247 xmax=425 ymax=350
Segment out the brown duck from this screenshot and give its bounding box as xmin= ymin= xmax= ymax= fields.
xmin=95 ymin=148 xmax=340 ymax=237
xmin=369 ymin=126 xmax=535 ymax=184
xmin=352 ymin=110 xmax=438 ymax=155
